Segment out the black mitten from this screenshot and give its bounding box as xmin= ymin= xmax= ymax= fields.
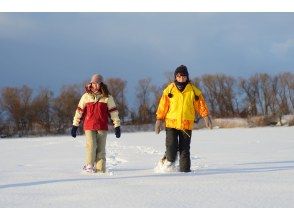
xmin=115 ymin=126 xmax=121 ymax=138
xmin=71 ymin=126 xmax=78 ymax=138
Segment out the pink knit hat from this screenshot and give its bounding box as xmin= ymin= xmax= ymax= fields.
xmin=90 ymin=74 xmax=103 ymax=83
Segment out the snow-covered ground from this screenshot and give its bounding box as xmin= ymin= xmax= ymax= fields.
xmin=0 ymin=126 xmax=293 ymax=208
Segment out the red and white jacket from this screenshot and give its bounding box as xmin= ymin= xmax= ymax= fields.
xmin=73 ymin=92 xmax=120 ymax=131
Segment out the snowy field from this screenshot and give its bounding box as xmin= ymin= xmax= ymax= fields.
xmin=0 ymin=126 xmax=294 ymax=208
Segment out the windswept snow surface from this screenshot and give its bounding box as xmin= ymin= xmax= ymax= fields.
xmin=0 ymin=127 xmax=294 ymax=207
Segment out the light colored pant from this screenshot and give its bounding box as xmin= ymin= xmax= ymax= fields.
xmin=85 ymin=130 xmax=107 ymax=172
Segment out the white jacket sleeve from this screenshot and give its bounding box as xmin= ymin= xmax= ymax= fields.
xmin=107 ymin=95 xmax=121 ymax=128
xmin=72 ymin=93 xmax=87 ymax=127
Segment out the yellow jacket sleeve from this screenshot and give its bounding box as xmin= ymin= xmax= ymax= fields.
xmin=194 ymin=94 xmax=209 ymax=117
xmin=156 ymin=90 xmax=170 ymax=120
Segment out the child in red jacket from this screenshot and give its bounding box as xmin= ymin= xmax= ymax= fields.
xmin=71 ymin=74 xmax=121 ymax=173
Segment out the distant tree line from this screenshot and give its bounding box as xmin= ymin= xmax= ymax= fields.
xmin=0 ymin=72 xmax=293 ymax=137
xmin=194 ymin=72 xmax=294 ymax=118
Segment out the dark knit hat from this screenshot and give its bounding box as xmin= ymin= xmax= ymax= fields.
xmin=174 ymin=65 xmax=189 ymax=81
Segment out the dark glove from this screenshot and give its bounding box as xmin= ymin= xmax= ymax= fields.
xmin=71 ymin=126 xmax=78 ymax=138
xmin=115 ymin=126 xmax=121 ymax=138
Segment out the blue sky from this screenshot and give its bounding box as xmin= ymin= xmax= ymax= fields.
xmin=0 ymin=13 xmax=294 ymax=104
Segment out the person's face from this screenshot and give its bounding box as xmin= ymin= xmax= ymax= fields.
xmin=91 ymin=82 xmax=101 ymax=93
xmin=175 ymin=73 xmax=187 ymax=83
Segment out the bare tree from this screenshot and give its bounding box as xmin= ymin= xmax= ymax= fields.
xmin=238 ymin=72 xmax=294 ymax=118
xmin=149 ymin=84 xmax=163 ymax=119
xmin=258 ymin=73 xmax=273 ymax=115
xmin=31 ymin=87 xmax=54 ymax=134
xmin=200 ymin=74 xmax=237 ymax=117
xmin=277 ymin=72 xmax=294 ymax=114
xmin=0 ymin=103 xmax=7 ymax=136
xmin=216 ymin=74 xmax=237 ymax=117
xmin=106 ymin=78 xmax=128 ymax=123
xmin=200 ymin=74 xmax=218 ymax=117
xmin=0 ymin=85 xmax=33 ymax=136
xmin=19 ymin=85 xmax=34 ymax=135
xmin=136 ymin=78 xmax=153 ymax=124
xmin=239 ymin=76 xmax=258 ymax=116
xmin=0 ymin=87 xmax=20 ymax=132
xmin=52 ymin=84 xmax=82 ymax=134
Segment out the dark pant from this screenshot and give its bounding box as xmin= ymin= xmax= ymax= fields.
xmin=165 ymin=128 xmax=192 ymax=172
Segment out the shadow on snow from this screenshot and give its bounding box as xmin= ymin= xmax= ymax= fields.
xmin=0 ymin=160 xmax=294 ymax=189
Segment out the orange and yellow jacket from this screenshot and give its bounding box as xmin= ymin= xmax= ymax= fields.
xmin=156 ymin=83 xmax=209 ymax=130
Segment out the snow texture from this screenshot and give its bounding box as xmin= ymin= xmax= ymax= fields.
xmin=0 ymin=126 xmax=294 ymax=207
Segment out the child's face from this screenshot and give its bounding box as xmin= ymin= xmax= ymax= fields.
xmin=175 ymin=73 xmax=187 ymax=83
xmin=91 ymin=82 xmax=101 ymax=93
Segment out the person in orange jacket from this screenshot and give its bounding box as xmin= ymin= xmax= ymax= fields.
xmin=71 ymin=73 xmax=121 ymax=173
xmin=155 ymin=65 xmax=212 ymax=172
